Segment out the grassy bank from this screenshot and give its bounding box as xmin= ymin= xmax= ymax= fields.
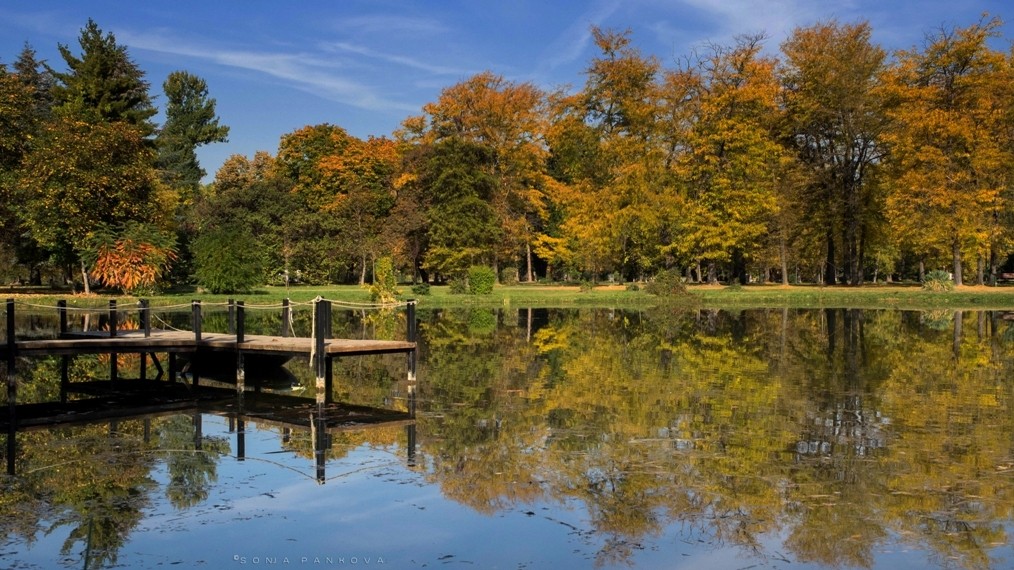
xmin=4 ymin=282 xmax=1014 ymax=311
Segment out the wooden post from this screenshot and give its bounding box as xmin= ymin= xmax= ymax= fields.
xmin=192 ymin=300 xmax=202 ymax=342
xmin=236 ymin=301 xmax=246 ymax=394
xmin=109 ymin=300 xmax=117 ymax=337
xmin=236 ymin=301 xmax=245 ymax=343
xmin=227 ymin=299 xmax=235 ymax=334
xmin=281 ymin=298 xmax=290 ymax=337
xmin=314 ymin=299 xmax=328 ymax=404
xmin=57 ymin=300 xmax=67 ymax=336
xmin=406 ymin=300 xmax=417 ymax=384
xmin=108 ymin=300 xmax=117 ymax=381
xmin=139 ymin=298 xmax=150 ymax=380
xmin=139 ymin=299 xmax=150 ymax=337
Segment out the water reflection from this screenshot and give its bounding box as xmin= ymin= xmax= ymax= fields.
xmin=2 ymin=307 xmax=1013 ymax=569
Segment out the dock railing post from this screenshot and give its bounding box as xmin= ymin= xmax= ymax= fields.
xmin=406 ymin=299 xmax=417 ymax=385
xmin=192 ymin=300 xmax=202 ymax=342
xmin=280 ymin=299 xmax=290 ymax=337
xmin=236 ymin=301 xmax=245 ymax=343
xmin=227 ymin=298 xmax=235 ymax=334
xmin=313 ymin=298 xmax=328 ymax=404
xmin=57 ymin=300 xmax=67 ymax=336
xmin=109 ymin=300 xmax=117 ymax=337
xmin=139 ymin=299 xmax=151 ymax=337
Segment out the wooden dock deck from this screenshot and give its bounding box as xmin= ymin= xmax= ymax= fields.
xmin=12 ymin=329 xmax=416 ymax=357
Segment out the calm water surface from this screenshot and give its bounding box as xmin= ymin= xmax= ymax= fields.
xmin=1 ymin=307 xmax=1013 ymax=569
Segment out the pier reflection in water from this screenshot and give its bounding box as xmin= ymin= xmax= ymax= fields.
xmin=2 ymin=307 xmax=1013 ymax=569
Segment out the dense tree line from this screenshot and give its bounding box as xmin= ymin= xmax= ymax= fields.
xmin=2 ymin=17 xmax=1013 ymax=292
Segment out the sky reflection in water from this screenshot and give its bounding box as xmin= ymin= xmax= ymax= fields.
xmin=2 ymin=307 xmax=1013 ymax=569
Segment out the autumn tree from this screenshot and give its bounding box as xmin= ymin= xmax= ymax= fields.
xmin=412 ymin=71 xmax=550 ymax=280
xmin=884 ymin=17 xmax=1012 ymax=285
xmin=780 ymin=20 xmax=891 ymax=285
xmin=14 ymin=20 xmax=167 ymax=292
xmin=0 ymin=45 xmax=56 ymax=283
xmin=663 ymin=35 xmax=785 ymax=283
xmin=549 ymin=27 xmax=666 ymax=280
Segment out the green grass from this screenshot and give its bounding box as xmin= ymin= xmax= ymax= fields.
xmin=4 ymin=281 xmax=1014 ymax=312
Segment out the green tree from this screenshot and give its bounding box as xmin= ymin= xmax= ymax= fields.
xmin=49 ymin=19 xmax=156 ymax=135
xmin=421 ymin=138 xmax=500 ymax=278
xmin=192 ymin=224 xmax=265 ymax=293
xmin=197 ymin=152 xmax=294 ymax=284
xmin=157 ymin=70 xmax=230 ymax=194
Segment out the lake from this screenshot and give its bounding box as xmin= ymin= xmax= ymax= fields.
xmin=2 ymin=306 xmax=1013 ymax=569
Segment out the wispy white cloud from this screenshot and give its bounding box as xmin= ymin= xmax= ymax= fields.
xmin=335 ymin=14 xmax=448 ymax=36
xmin=119 ymin=30 xmax=418 ymax=113
xmin=320 ymin=41 xmax=471 ymax=76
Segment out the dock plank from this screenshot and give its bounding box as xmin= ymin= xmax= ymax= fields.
xmin=11 ymin=330 xmax=415 ymax=357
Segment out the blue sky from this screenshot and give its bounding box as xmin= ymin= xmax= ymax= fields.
xmin=1 ymin=0 xmax=1011 ymax=181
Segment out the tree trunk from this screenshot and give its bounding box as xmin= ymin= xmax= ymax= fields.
xmin=976 ymin=256 xmax=984 ymax=286
xmin=952 ymin=238 xmax=963 ymax=286
xmin=359 ymin=255 xmax=368 ymax=286
xmin=919 ymin=259 xmax=926 ymax=283
xmin=707 ymin=262 xmax=718 ymax=285
xmin=80 ymin=261 xmax=90 ymax=295
xmin=780 ymin=231 xmax=790 ymax=285
xmin=526 ymin=243 xmax=534 ymax=282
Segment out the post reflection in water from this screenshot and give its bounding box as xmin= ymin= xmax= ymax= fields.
xmin=0 ymin=306 xmax=1012 ymax=569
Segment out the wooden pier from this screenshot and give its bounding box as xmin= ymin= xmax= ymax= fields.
xmin=2 ymin=297 xmax=419 ymax=476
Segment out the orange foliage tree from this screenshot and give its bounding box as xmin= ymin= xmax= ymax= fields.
xmin=84 ymin=222 xmax=177 ymax=294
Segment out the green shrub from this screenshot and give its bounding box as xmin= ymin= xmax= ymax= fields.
xmin=644 ymin=269 xmax=689 ymax=297
xmin=368 ymin=256 xmax=400 ymax=303
xmin=579 ymin=280 xmax=595 ymax=292
xmin=411 ymin=282 xmax=431 ymax=296
xmin=468 ymin=265 xmax=496 ymax=295
xmin=922 ymin=270 xmax=954 ymax=292
xmin=192 ymin=225 xmax=265 ymax=294
xmin=625 ymin=282 xmax=640 ymax=291
xmin=500 ymin=266 xmax=519 ymax=286
xmin=449 ymin=278 xmax=468 ymax=294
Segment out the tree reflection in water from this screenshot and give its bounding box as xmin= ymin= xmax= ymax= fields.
xmin=0 ymin=307 xmax=1011 ymax=569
